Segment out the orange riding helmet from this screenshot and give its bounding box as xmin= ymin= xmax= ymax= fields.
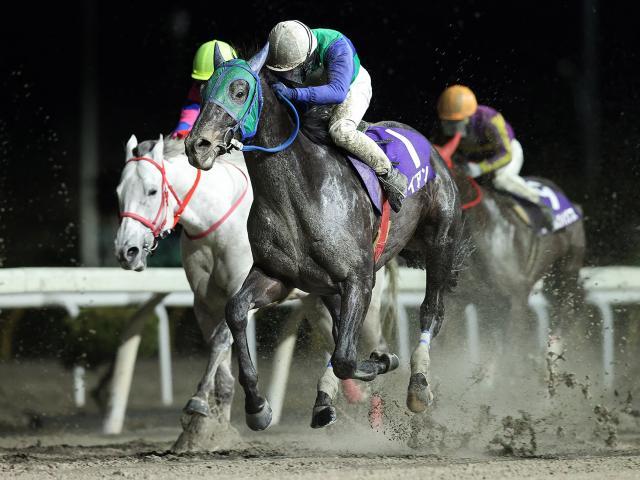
xmin=437 ymin=85 xmax=478 ymax=121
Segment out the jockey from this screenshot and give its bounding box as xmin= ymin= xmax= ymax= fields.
xmin=171 ymin=40 xmax=238 ymax=139
xmin=437 ymin=85 xmax=554 ymax=225
xmin=265 ymin=20 xmax=408 ymax=212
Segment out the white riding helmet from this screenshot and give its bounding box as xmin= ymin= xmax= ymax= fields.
xmin=266 ymin=20 xmax=318 ymax=72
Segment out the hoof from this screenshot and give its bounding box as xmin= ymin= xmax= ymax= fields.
xmin=245 ymin=400 xmax=272 ymax=431
xmin=310 ymin=405 xmax=337 ymax=429
xmin=183 ymin=396 xmax=209 ymax=417
xmin=406 ymin=373 xmax=433 ymax=413
xmin=370 ymin=351 xmax=400 ymax=374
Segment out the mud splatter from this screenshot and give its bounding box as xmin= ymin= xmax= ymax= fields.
xmin=593 ymin=404 xmax=619 ymax=448
xmin=545 ymin=341 xmax=590 ymax=399
xmin=489 ymin=411 xmax=537 ymax=457
xmin=622 ymin=392 xmax=640 ymax=418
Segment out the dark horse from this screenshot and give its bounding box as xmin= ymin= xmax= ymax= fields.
xmin=437 ymin=137 xmax=586 ymax=361
xmin=186 ymin=44 xmax=467 ymax=431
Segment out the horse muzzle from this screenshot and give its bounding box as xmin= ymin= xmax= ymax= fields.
xmin=115 ymin=242 xmax=149 ymax=271
xmin=186 ymin=135 xmax=224 ymax=171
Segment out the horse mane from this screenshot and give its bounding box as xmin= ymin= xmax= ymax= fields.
xmin=133 ymin=136 xmax=186 ymax=160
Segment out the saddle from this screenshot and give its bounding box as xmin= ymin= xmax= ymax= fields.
xmin=346 ymin=125 xmax=437 ymax=261
xmin=500 ymin=178 xmax=581 ymax=235
xmin=346 ymin=125 xmax=436 ymax=215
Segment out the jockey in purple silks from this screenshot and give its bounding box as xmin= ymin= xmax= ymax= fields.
xmin=437 ymin=85 xmax=554 ymax=226
xmin=171 ymin=40 xmax=237 ymax=139
xmin=265 ymin=20 xmax=408 ymax=212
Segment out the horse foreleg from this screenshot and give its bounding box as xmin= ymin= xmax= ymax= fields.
xmin=330 ymin=279 xmax=399 ymax=382
xmin=184 ymin=318 xmax=232 ymax=417
xmin=312 ymin=294 xmax=366 ymax=405
xmin=225 ymin=267 xmax=289 ymax=431
xmin=214 ymin=348 xmax=234 ymax=421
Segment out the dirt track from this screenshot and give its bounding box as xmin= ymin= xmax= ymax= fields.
xmin=2 ymin=430 xmax=640 ymax=480
xmin=1 ymin=337 xmax=639 ymax=479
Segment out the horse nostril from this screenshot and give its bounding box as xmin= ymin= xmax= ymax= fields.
xmin=126 ymin=246 xmax=139 ymax=260
xmin=195 ymin=137 xmax=212 ymax=152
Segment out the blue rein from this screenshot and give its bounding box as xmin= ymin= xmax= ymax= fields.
xmin=241 ymin=94 xmax=300 ymax=153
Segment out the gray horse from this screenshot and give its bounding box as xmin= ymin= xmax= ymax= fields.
xmin=185 ymin=44 xmax=468 ymax=430
xmin=436 ymin=139 xmax=586 ymax=361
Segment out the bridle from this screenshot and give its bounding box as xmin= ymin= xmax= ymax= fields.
xmin=119 ymin=155 xmax=201 ymax=251
xmin=202 ymin=59 xmax=301 ymax=155
xmin=119 ymin=154 xmax=249 ymax=250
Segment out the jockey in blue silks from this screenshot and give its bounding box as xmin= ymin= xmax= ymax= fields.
xmin=266 ymin=20 xmax=408 ymax=212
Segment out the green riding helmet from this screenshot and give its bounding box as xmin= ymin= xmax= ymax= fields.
xmin=191 ymin=40 xmax=238 ymax=81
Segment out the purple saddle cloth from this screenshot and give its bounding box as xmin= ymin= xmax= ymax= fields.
xmin=347 ymin=126 xmax=436 ymax=214
xmin=514 ymin=177 xmax=582 ymax=235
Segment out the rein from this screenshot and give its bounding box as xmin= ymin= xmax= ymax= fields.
xmin=185 ymin=162 xmax=249 ymax=240
xmin=119 ymin=155 xmax=249 ymax=243
xmin=435 ymin=133 xmax=484 ymax=210
xmin=239 ymin=94 xmax=300 ymax=153
xmin=223 ymin=92 xmax=301 ymax=154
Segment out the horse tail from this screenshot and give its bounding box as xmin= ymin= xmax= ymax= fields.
xmin=381 ymin=257 xmax=399 ymax=346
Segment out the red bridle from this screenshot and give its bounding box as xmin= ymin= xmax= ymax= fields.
xmin=435 ymin=133 xmax=484 ymax=210
xmin=119 ymin=155 xmax=249 ymax=242
xmin=119 ymin=155 xmax=201 ymax=239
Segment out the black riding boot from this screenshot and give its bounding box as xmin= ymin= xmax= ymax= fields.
xmin=378 ymin=168 xmax=408 ymax=213
xmin=541 ymin=204 xmax=555 ymax=231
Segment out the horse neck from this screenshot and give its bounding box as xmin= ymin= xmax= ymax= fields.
xmin=164 ymin=154 xmax=247 ymax=236
xmin=244 ymin=77 xmax=304 ymax=181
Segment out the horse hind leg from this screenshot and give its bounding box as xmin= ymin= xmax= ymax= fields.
xmin=407 ymin=208 xmax=465 ymax=413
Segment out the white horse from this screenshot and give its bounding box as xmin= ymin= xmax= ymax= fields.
xmin=114 ymin=135 xmax=395 ymax=446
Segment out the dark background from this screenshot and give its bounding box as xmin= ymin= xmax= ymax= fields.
xmin=1 ymin=0 xmax=638 ymax=268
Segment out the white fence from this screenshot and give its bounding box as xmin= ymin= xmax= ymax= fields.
xmin=0 ymin=266 xmax=637 ymax=432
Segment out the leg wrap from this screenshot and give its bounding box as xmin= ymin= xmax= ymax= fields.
xmin=410 ymin=331 xmax=432 ymax=375
xmin=317 ymin=365 xmax=340 ymax=402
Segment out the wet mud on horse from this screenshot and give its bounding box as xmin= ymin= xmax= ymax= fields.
xmin=186 ymin=44 xmax=469 ymax=430
xmin=113 ymin=134 xmax=397 ymax=448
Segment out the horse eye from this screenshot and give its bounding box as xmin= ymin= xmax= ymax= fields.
xmin=148 ymin=189 xmax=158 ymax=196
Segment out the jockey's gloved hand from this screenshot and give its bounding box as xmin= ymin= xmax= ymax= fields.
xmin=463 ymin=161 xmax=483 ymax=178
xmin=271 ymin=82 xmax=298 ymax=102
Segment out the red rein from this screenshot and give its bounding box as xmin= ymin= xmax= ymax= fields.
xmin=434 ymin=133 xmax=483 ymax=210
xmin=119 ymin=156 xmax=248 ymax=240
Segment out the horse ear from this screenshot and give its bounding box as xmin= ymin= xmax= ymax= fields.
xmin=152 ymin=134 xmax=164 ymax=160
xmin=213 ymin=43 xmax=226 ymax=70
xmin=248 ymin=42 xmax=269 ymax=73
xmin=126 ymin=134 xmax=138 ymax=160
